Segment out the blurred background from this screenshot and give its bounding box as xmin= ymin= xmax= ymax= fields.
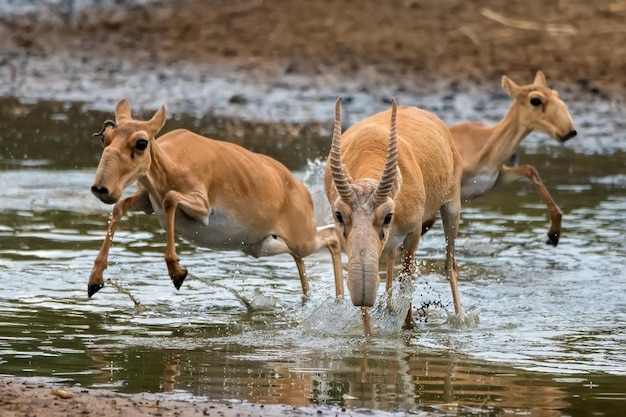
xmin=0 ymin=0 xmax=624 ymax=121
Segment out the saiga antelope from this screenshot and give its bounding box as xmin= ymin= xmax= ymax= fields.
xmin=325 ymin=98 xmax=463 ymax=334
xmin=88 ymin=99 xmax=343 ymax=298
xmin=422 ymin=71 xmax=577 ymax=245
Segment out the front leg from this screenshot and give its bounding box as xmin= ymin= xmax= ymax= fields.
xmin=314 ymin=224 xmax=345 ymax=300
xmin=400 ymin=232 xmax=420 ymax=330
xmin=162 ymin=190 xmax=210 ymax=290
xmin=400 ymin=232 xmax=420 ymax=281
xmin=88 ymin=191 xmax=151 ymax=297
xmin=497 ymin=165 xmax=563 ymax=246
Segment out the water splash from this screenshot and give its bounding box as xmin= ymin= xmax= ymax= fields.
xmin=369 ymin=277 xmax=414 ymax=334
xmin=301 ymin=158 xmax=333 ymax=225
xmin=190 ymin=273 xmax=281 ymax=313
xmin=300 ymin=276 xmax=416 ymax=336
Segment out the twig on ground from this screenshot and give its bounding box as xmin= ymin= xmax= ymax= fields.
xmin=106 ymin=279 xmax=147 ymax=311
xmin=481 ymin=8 xmax=577 ymax=35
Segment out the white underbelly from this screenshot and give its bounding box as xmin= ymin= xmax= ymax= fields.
xmin=151 ymin=202 xmax=267 ymax=251
xmin=461 ymin=171 xmax=498 ymax=201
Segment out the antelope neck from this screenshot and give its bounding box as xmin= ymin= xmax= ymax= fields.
xmin=140 ymin=140 xmax=178 ymax=198
xmin=476 ymin=104 xmax=532 ymax=169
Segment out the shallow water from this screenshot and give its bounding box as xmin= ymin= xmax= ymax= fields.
xmin=0 ymin=98 xmax=625 ymax=416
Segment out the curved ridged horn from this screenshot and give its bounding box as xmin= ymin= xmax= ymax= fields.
xmin=330 ymin=97 xmax=353 ymax=202
xmin=374 ymin=99 xmax=398 ymax=205
xmin=92 ymin=120 xmax=117 ymax=138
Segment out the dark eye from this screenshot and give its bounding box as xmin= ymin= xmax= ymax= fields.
xmin=335 ymin=211 xmax=344 ymax=224
xmin=135 ymin=139 xmax=148 ymax=150
xmin=383 ymin=213 xmax=393 ymax=225
xmin=530 ymin=97 xmax=542 ymax=107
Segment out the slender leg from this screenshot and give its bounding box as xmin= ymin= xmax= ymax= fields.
xmin=244 ymin=224 xmax=343 ymax=300
xmin=162 ymin=190 xmax=210 ymax=289
xmin=385 ymin=248 xmax=397 ymax=291
xmin=328 ymin=242 xmax=345 ymax=300
xmin=385 ymin=246 xmax=417 ymax=329
xmin=497 ymin=165 xmax=563 ymax=246
xmin=384 ymin=248 xmax=396 ymax=316
xmin=401 ymin=232 xmax=420 ymax=278
xmin=440 ymin=201 xmax=462 ymax=316
xmin=400 ymin=232 xmax=420 ymax=330
xmin=291 ymin=255 xmax=310 ymax=298
xmin=88 ymin=191 xmax=148 ymax=297
xmin=314 ymin=225 xmax=345 ymax=300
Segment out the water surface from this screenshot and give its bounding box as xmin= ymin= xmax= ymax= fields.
xmin=0 ymin=98 xmax=625 ymax=417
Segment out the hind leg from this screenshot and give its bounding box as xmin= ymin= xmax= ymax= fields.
xmin=244 ymin=235 xmax=311 ymax=298
xmin=497 ymin=165 xmax=562 ymax=246
xmin=292 ymin=255 xmax=310 ymax=298
xmin=440 ymin=200 xmax=462 ymax=316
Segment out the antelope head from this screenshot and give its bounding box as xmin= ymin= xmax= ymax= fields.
xmin=91 ymin=99 xmax=166 ymax=204
xmin=329 ymin=98 xmax=401 ymax=308
xmin=502 ymin=70 xmax=577 ymax=143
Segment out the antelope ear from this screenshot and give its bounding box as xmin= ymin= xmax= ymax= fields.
xmin=115 ymin=99 xmax=132 ymax=122
xmin=501 ymin=75 xmax=520 ymax=98
xmin=391 ymin=167 xmax=402 ymax=199
xmin=147 ymin=105 xmax=167 ymax=137
xmin=533 ymin=70 xmax=547 ymax=87
xmin=343 ymin=164 xmax=353 ymax=184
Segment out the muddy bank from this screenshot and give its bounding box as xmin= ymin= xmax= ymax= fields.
xmin=0 ymin=376 xmax=378 ymax=417
xmin=0 ymin=0 xmax=623 ymax=124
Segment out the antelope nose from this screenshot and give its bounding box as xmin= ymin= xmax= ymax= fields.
xmin=563 ymin=129 xmax=577 ymax=141
xmin=91 ymin=185 xmax=108 ymax=196
xmin=91 ymin=185 xmax=111 ymax=202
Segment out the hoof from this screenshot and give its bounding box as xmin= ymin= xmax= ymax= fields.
xmin=88 ymin=283 xmax=103 ymax=298
xmin=172 ymin=268 xmax=188 ymax=290
xmin=402 ymin=309 xmax=415 ymax=330
xmin=546 ymin=232 xmax=560 ymax=246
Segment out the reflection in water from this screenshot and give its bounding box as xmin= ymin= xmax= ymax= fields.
xmin=0 ymin=99 xmax=625 ymax=416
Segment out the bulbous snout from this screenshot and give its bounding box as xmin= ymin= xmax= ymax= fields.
xmin=91 ymin=184 xmax=118 ymax=204
xmin=346 ymin=258 xmax=380 ymax=307
xmin=343 ymin=221 xmax=387 ymax=308
xmin=91 ymin=149 xmax=128 ymax=204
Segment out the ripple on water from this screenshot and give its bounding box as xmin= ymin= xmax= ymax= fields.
xmin=0 ymin=152 xmax=625 ymax=413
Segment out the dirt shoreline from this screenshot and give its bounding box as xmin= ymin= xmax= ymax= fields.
xmin=0 ymin=376 xmax=376 ymax=417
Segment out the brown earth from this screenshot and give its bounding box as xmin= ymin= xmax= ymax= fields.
xmin=1 ymin=0 xmax=625 ymax=97
xmin=0 ymin=376 xmax=344 ymax=417
xmin=0 ymin=0 xmax=624 ymax=416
